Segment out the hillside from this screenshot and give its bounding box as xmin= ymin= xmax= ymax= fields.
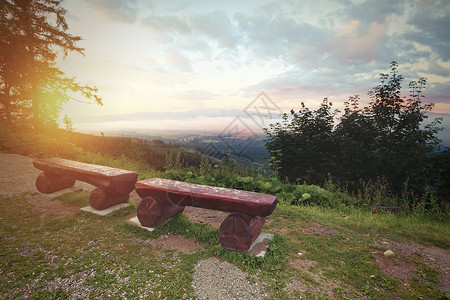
xmin=0 ymin=150 xmax=449 ymax=299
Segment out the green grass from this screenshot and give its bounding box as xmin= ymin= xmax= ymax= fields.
xmin=1 ymin=191 xmax=448 ymax=299
xmin=271 ymin=204 xmax=450 ymax=248
xmin=0 ymin=193 xmax=196 ymax=299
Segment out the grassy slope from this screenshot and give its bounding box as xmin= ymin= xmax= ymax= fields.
xmin=0 ymin=130 xmax=449 ymax=298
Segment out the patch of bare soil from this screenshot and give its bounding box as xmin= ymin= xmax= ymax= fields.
xmin=26 ymin=193 xmax=79 ymax=218
xmin=287 ymin=258 xmax=342 ymax=299
xmin=182 ymin=206 xmax=228 ymax=228
xmin=289 ymin=257 xmax=316 ymax=270
xmin=375 ymin=239 xmax=450 ymax=292
xmin=151 ymin=233 xmax=202 ymax=254
xmin=130 ymin=233 xmax=202 ymax=254
xmin=373 ymin=252 xmax=417 ymax=284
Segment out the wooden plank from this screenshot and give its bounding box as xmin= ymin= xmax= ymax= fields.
xmin=219 ymin=213 xmax=266 ymax=252
xmin=33 ymin=158 xmax=137 ymax=196
xmin=135 ymin=178 xmax=277 ymax=217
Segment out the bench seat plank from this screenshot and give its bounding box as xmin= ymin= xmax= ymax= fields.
xmin=33 ymin=158 xmax=137 ymax=196
xmin=135 ymin=178 xmax=277 ymax=217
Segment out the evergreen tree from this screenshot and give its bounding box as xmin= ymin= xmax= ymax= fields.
xmin=0 ymin=0 xmax=102 ymax=129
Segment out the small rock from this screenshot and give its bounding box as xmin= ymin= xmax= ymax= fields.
xmin=384 ymin=250 xmax=395 ymax=257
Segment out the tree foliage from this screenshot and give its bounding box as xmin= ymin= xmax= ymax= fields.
xmin=264 ymin=62 xmax=443 ymax=199
xmin=0 ymin=0 xmax=101 ymax=130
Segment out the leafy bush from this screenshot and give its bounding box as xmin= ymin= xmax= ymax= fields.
xmin=264 ymin=62 xmax=444 ymax=207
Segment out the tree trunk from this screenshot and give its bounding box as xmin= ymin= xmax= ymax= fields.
xmin=1 ymin=84 xmax=11 ymax=126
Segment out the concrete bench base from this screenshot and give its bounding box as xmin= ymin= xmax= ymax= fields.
xmin=80 ymin=203 xmax=131 ymax=216
xmin=247 ymin=232 xmax=273 ymax=257
xmin=128 ymin=216 xmax=155 ymax=232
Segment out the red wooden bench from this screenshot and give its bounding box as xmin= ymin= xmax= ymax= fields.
xmin=33 ymin=158 xmax=138 ymax=210
xmin=135 ymin=178 xmax=278 ymax=252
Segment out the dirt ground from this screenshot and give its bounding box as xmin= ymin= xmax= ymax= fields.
xmin=374 ymin=239 xmax=450 ymax=292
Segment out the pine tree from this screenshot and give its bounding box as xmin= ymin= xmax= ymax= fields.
xmin=0 ymin=0 xmax=102 ymax=129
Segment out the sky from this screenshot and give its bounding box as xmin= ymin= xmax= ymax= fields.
xmin=58 ymin=0 xmax=450 ymax=142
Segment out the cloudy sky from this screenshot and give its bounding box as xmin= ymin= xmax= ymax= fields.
xmin=58 ymin=0 xmax=450 ymax=139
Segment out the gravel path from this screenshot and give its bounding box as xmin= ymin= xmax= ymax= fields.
xmin=192 ymin=258 xmax=266 ymax=299
xmin=0 ymin=153 xmax=268 ymax=299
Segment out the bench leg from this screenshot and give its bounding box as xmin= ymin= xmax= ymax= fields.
xmin=89 ymin=188 xmax=129 ymax=210
xmin=137 ymin=196 xmax=185 ymax=228
xmin=36 ymin=172 xmax=76 ymax=194
xmin=219 ymin=213 xmax=266 ymax=252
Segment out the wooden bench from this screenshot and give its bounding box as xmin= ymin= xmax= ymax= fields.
xmin=135 ymin=178 xmax=278 ymax=252
xmin=33 ymin=158 xmax=138 ymax=210
xmin=370 ymin=205 xmax=400 ymax=214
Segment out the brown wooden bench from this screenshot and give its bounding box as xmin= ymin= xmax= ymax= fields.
xmin=33 ymin=158 xmax=138 ymax=210
xmin=135 ymin=178 xmax=278 ymax=252
xmin=370 ymin=205 xmax=400 ymax=214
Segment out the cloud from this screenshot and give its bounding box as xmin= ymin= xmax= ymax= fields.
xmin=340 ymin=0 xmax=404 ymax=31
xmin=142 ymin=14 xmax=191 ymax=36
xmin=406 ymin=0 xmax=450 ymax=61
xmin=190 ymin=11 xmax=239 ymax=49
xmin=142 ymin=10 xmax=239 ymax=48
xmin=81 ymin=0 xmax=138 ymax=23
xmin=172 ymin=90 xmax=219 ymax=101
xmin=80 ymin=0 xmax=450 ymax=113
xmin=428 ymin=61 xmax=450 ymax=77
xmin=164 ymin=46 xmax=194 ymax=72
xmin=138 ymin=0 xmax=448 ymax=75
xmin=75 ymin=108 xmax=267 ymax=123
xmin=333 ymin=21 xmax=388 ymax=63
xmin=426 ymin=81 xmax=450 ymax=105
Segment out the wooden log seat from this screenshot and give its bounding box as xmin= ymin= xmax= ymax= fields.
xmin=135 ymin=178 xmax=278 ymax=252
xmin=370 ymin=205 xmax=400 ymax=214
xmin=33 ymin=158 xmax=138 ymax=210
